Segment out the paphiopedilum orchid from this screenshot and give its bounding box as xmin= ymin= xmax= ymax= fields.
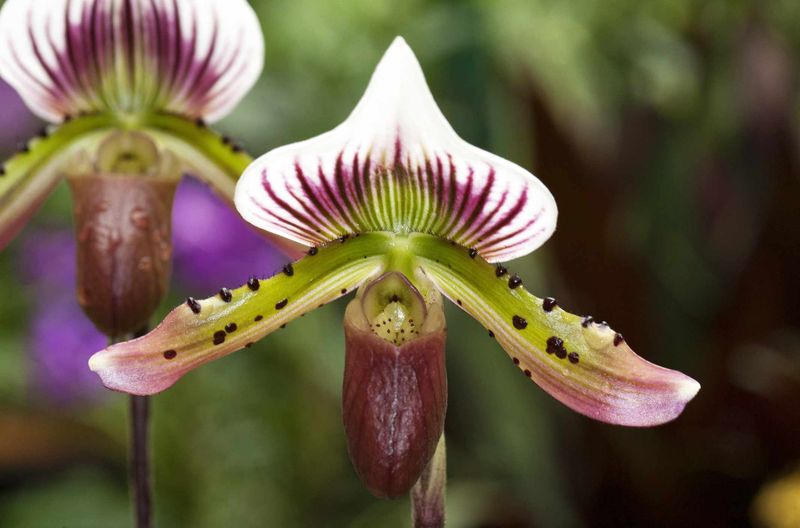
xmin=90 ymin=38 xmax=700 ymax=501
xmin=0 ymin=0 xmax=299 ymax=337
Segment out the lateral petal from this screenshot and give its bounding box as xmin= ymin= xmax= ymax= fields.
xmin=88 ymin=232 xmax=392 ymax=395
xmin=410 ymin=234 xmax=700 ymax=426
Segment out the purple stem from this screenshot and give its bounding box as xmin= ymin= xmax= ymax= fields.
xmin=130 ymin=394 xmax=152 ymax=528
xmin=115 ymin=328 xmax=152 ymax=528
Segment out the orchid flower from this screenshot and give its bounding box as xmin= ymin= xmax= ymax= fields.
xmin=90 ymin=38 xmax=700 ymax=500
xmin=0 ymin=0 xmax=301 ymax=337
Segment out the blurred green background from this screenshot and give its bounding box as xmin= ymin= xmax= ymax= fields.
xmin=1 ymin=0 xmax=800 ymax=526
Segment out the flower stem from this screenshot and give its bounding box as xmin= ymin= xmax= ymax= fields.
xmin=113 ymin=330 xmax=153 ymax=528
xmin=411 ymin=434 xmax=446 ymax=528
xmin=129 ymin=393 xmax=152 ymax=528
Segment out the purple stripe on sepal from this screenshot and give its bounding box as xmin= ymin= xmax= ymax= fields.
xmin=0 ymin=0 xmax=264 ymax=123
xmin=237 ymin=38 xmax=558 ymax=262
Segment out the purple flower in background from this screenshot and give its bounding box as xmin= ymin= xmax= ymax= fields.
xmin=19 ymin=178 xmax=283 ymax=405
xmin=20 ymin=231 xmax=107 ymax=404
xmin=172 ymin=178 xmax=284 ymax=295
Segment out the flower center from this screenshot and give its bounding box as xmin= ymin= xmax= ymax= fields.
xmin=370 ymin=299 xmax=420 ymax=346
xmin=360 ymin=271 xmax=428 ymax=346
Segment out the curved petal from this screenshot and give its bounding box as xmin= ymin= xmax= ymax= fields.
xmin=140 ymin=113 xmax=306 ymax=259
xmin=0 ymin=0 xmax=263 ymax=123
xmin=0 ymin=113 xmax=116 ymax=250
xmin=88 ymin=232 xmax=394 ymax=395
xmin=236 ymin=37 xmax=556 ymax=263
xmin=409 ymin=234 xmax=700 ymax=426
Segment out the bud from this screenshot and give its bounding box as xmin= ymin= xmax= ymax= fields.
xmin=342 ymin=272 xmax=447 ymax=498
xmin=67 ymin=131 xmax=180 ymax=337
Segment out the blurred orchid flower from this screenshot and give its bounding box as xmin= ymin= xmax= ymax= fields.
xmin=21 ymin=178 xmax=283 ymax=405
xmin=91 ymin=38 xmax=700 ymax=497
xmin=0 ymin=0 xmax=298 ymax=337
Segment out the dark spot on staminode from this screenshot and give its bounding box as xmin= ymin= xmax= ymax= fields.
xmin=512 ymin=357 xmax=519 ymax=365
xmin=512 ymin=315 xmax=528 ymax=329
xmin=568 ymin=352 xmax=580 ymax=364
xmin=275 ymin=298 xmax=288 ymax=310
xmin=308 ymin=246 xmax=318 ymax=256
xmin=247 ymin=276 xmax=260 ymax=291
xmin=543 ymin=297 xmax=557 ymax=312
xmin=186 ymin=297 xmax=201 ymax=314
xmin=219 ymin=288 xmax=233 ymax=302
xmin=390 ymin=294 xmax=399 ymax=303
xmin=581 ymin=316 xmax=594 ymax=328
xmin=524 ymin=369 xmax=532 ymax=377
xmin=508 ymin=274 xmax=523 ymax=289
xmin=163 ymin=350 xmax=177 ymax=360
xmin=488 ymin=330 xmax=495 ymax=338
xmin=495 ymin=265 xmax=508 ymax=277
xmin=213 ymin=331 xmax=226 ymax=345
xmin=468 ymin=248 xmax=478 ymax=258
xmin=225 ymin=323 xmax=238 ymax=334
xmin=282 ymin=263 xmax=294 ymax=276
xmin=456 ymin=299 xmax=462 ymax=306
xmin=254 ymin=315 xmax=263 ymax=322
xmin=614 ymin=333 xmax=625 ymax=346
xmin=341 ymin=288 xmax=347 ymax=295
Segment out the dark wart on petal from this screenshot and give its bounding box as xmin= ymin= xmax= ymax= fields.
xmin=568 ymin=352 xmax=580 ymax=364
xmin=247 ymin=276 xmax=260 ymax=291
xmin=225 ymin=323 xmax=238 ymax=334
xmin=508 ymin=274 xmax=523 ymax=289
xmin=581 ymin=316 xmax=594 ymax=328
xmin=546 ymin=336 xmax=565 ymax=356
xmin=186 ymin=297 xmax=201 ymax=314
xmin=512 ymin=315 xmax=528 ymax=329
xmin=275 ymin=299 xmax=288 ymax=310
xmin=213 ymin=331 xmax=226 ymax=345
xmin=163 ymin=350 xmax=177 ymax=360
xmin=254 ymin=315 xmax=263 ymax=322
xmin=468 ymin=248 xmax=478 ymax=258
xmin=282 ymin=263 xmax=294 ymax=276
xmin=495 ymin=265 xmax=508 ymax=277
xmin=308 ymin=246 xmax=319 ymax=256
xmin=543 ymin=297 xmax=558 ymax=312
xmin=614 ymin=333 xmax=625 ymax=346
xmin=219 ymin=288 xmax=233 ymax=302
